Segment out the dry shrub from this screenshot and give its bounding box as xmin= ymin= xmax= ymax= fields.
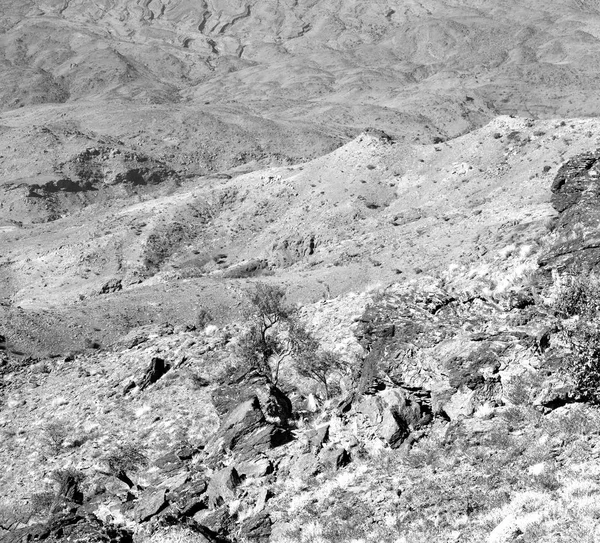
xmin=29 ymin=492 xmax=55 ymax=518
xmin=42 ymin=420 xmax=69 ymax=456
xmin=554 ymin=274 xmax=600 ymax=402
xmin=104 ymin=442 xmax=148 ymax=485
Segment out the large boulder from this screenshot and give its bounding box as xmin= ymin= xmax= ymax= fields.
xmin=352 ymin=386 xmax=431 ymax=444
xmin=134 ymin=487 xmax=167 ymax=523
xmin=307 ymin=424 xmax=330 ymax=453
xmin=379 ymin=408 xmax=410 ymax=448
xmin=218 ymin=396 xmax=267 ymax=450
xmin=193 ymin=507 xmax=235 ymax=539
xmin=354 ymin=395 xmax=383 ymax=424
xmin=154 ymin=451 xmax=184 ymax=474
xmin=288 ymin=451 xmax=320 ymax=478
xmin=212 ymin=368 xmax=292 ymax=425
xmin=232 ymin=424 xmax=290 ymax=460
xmin=318 ymin=445 xmax=351 ymax=470
xmin=236 ymin=458 xmax=273 ymax=478
xmin=167 ymin=478 xmax=208 ymax=517
xmin=206 ymin=466 xmax=242 ymax=509
xmin=239 ymin=513 xmax=272 ymax=542
xmin=207 ymin=395 xmax=291 ymax=461
xmin=439 ymin=386 xmax=477 ymax=421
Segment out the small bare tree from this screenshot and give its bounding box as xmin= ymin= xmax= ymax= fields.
xmin=237 ymin=283 xmax=293 ymax=384
xmin=237 ymin=282 xmax=345 ymax=397
xmin=42 ymin=420 xmax=69 ymax=456
xmin=104 ymin=443 xmax=148 ymax=487
xmin=295 ymin=349 xmax=345 ymax=400
xmin=289 ymin=320 xmax=345 ymax=399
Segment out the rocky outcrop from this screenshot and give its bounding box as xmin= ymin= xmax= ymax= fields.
xmin=138 ymin=357 xmax=169 ymax=391
xmin=212 ymin=367 xmax=293 ymax=426
xmin=134 ymin=487 xmax=167 ymax=523
xmin=211 ymin=396 xmax=286 ymax=458
xmin=238 ymin=513 xmax=272 ymax=542
xmin=219 ymin=259 xmax=269 ymax=279
xmin=206 ymin=467 xmax=242 ymax=509
xmin=58 ymin=147 xmax=178 ymax=189
xmin=6 ymin=147 xmax=180 ymax=225
xmin=379 ymin=408 xmax=410 ymax=448
xmin=168 ymin=479 xmax=208 ymax=517
xmin=271 ymin=234 xmax=320 ymax=267
xmin=6 ymin=512 xmax=134 ymax=543
xmin=207 ymin=375 xmax=292 ymax=463
xmin=99 ymin=279 xmax=123 ymax=295
xmin=540 ymin=149 xmax=600 ymax=271
xmin=351 ymin=281 xmax=556 ymax=424
xmin=318 ymin=445 xmax=351 ymax=470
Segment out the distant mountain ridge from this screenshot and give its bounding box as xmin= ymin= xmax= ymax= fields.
xmin=3 ymin=0 xmax=600 ymax=134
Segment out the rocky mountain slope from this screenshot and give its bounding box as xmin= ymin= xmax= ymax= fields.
xmin=2 ymin=120 xmax=600 ymax=542
xmin=6 ymin=0 xmax=600 ymax=542
xmin=6 ymin=0 xmax=600 ymax=358
xmin=0 ymin=114 xmax=597 ymax=358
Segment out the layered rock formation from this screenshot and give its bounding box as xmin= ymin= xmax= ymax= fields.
xmin=541 ymin=149 xmax=600 ymax=271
